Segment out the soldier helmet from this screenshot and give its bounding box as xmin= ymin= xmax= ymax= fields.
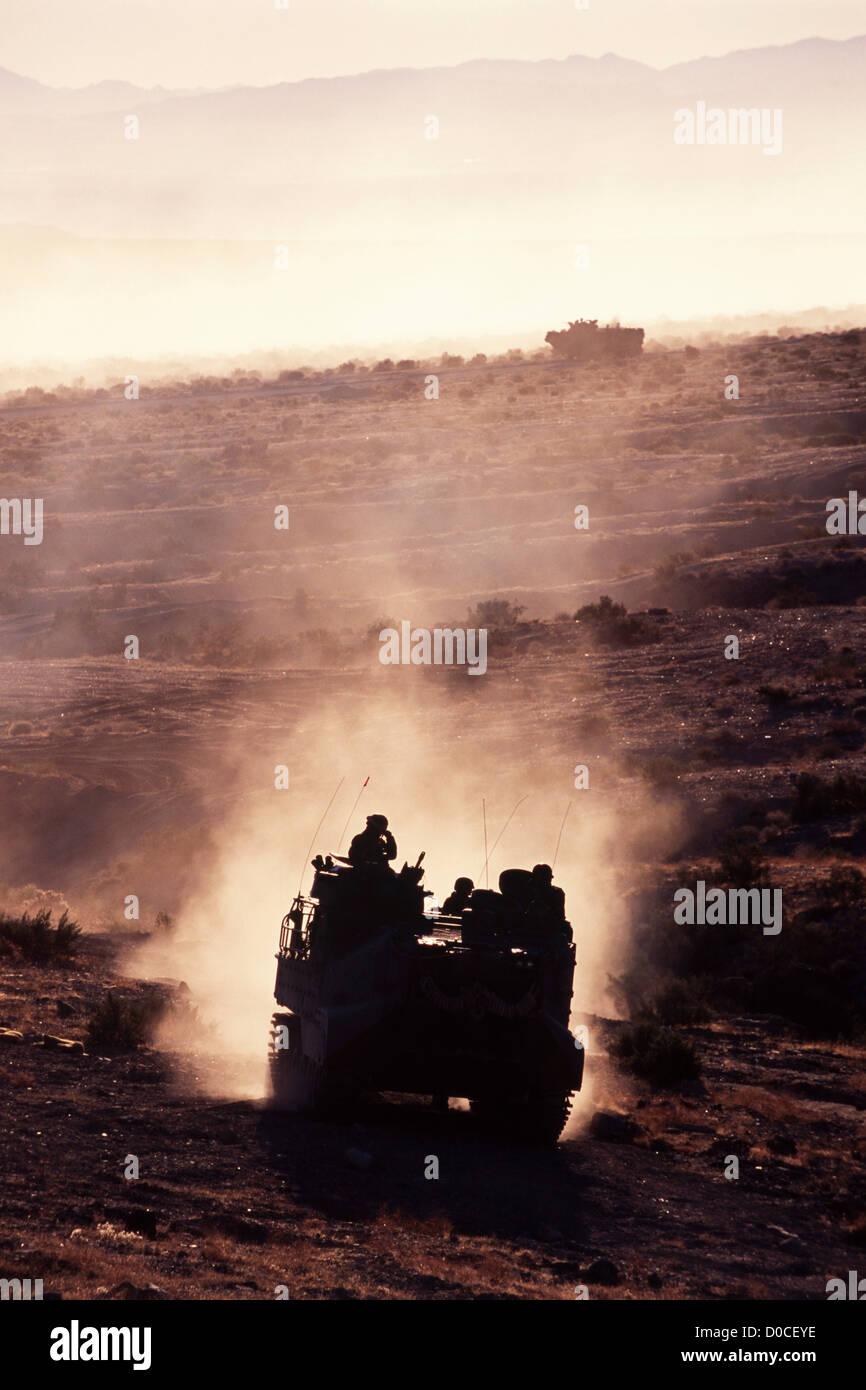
xmin=532 ymin=863 xmax=554 ymax=882
xmin=366 ymin=814 xmax=388 ymax=831
xmin=455 ymin=877 xmax=474 ymax=894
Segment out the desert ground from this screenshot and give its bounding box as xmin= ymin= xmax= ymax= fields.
xmin=1 ymin=330 xmax=864 ymax=1299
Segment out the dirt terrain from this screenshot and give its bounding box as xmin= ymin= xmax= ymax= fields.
xmin=1 ymin=332 xmax=865 ymax=1299
xmin=0 ymin=945 xmax=863 ymax=1300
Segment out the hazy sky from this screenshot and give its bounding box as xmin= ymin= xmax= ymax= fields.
xmin=5 ymin=0 xmax=864 ymax=89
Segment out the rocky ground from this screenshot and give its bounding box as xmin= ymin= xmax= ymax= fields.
xmin=0 ymin=936 xmax=863 ymax=1300
xmin=1 ymin=331 xmax=864 ymax=1299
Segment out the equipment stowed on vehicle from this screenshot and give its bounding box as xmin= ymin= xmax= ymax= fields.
xmin=269 ymin=853 xmax=584 ymax=1144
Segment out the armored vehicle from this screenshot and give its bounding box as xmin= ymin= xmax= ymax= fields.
xmin=545 ymin=318 xmax=644 ymax=363
xmin=269 ymin=854 xmax=584 ymax=1144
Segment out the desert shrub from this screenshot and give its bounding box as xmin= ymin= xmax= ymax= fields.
xmin=86 ymin=992 xmax=161 ymax=1051
xmin=717 ymin=827 xmax=766 ymax=888
xmin=574 ymin=595 xmax=660 ymax=646
xmin=467 ymin=598 xmax=525 ymax=629
xmin=751 ymin=951 xmax=858 ymax=1039
xmin=758 ymin=684 xmax=792 ymax=707
xmin=613 ymin=1023 xmax=702 ymax=1087
xmin=577 ymin=594 xmax=625 ymax=623
xmin=0 ymin=909 xmax=82 ymax=963
xmin=198 ymin=618 xmax=242 ymax=665
xmin=699 ymin=729 xmax=743 ymax=763
xmin=792 ymin=771 xmax=866 ymax=823
xmin=765 ymin=583 xmax=817 ymax=609
xmin=814 ymin=646 xmax=860 ymax=683
xmin=821 ymin=719 xmax=864 ymax=752
xmin=616 ymin=830 xmax=866 ymax=1038
xmin=651 ymin=978 xmax=711 ymax=1025
xmin=816 ymin=865 xmax=864 ymax=908
xmin=653 ymin=552 xmax=695 ymax=582
xmin=85 ymin=986 xmax=198 ymax=1052
xmin=682 ymin=551 xmax=866 ymax=611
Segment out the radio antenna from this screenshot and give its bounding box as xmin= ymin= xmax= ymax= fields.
xmin=297 ymin=777 xmax=345 ymax=895
xmin=482 ymin=798 xmax=489 ymax=889
xmin=551 ymin=802 xmax=572 ymax=871
xmin=336 ymin=775 xmax=370 ymax=853
xmin=478 ymin=794 xmax=529 ymax=884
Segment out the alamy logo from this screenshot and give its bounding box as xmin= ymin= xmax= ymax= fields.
xmin=0 ymin=1277 xmax=43 ymax=1299
xmin=826 ymin=1271 xmax=866 ymax=1300
xmin=0 ymin=497 xmax=43 ymax=545
xmin=378 ymin=621 xmax=487 ymax=676
xmin=826 ymin=492 xmax=866 ymax=535
xmin=673 ymin=880 xmax=782 ymax=935
xmin=50 ymin=1321 xmax=152 ymax=1371
xmin=674 ymin=102 xmax=782 ymax=156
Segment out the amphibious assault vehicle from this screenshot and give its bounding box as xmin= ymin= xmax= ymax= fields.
xmin=269 ymin=853 xmax=584 ymax=1143
xmin=545 ymin=318 xmax=644 ymax=362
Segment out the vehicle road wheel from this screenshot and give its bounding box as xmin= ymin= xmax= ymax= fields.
xmin=268 ymin=1012 xmax=320 ymax=1111
xmin=470 ymin=1092 xmax=572 ymax=1146
xmin=268 ymin=1012 xmax=357 ymax=1115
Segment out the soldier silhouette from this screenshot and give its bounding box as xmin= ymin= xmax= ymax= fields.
xmin=530 ymin=863 xmax=566 ymax=922
xmin=348 ymin=814 xmax=397 ymax=868
xmin=441 ymin=877 xmax=474 ymax=916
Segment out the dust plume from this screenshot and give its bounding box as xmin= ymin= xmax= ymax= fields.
xmin=125 ymin=675 xmax=680 ymax=1099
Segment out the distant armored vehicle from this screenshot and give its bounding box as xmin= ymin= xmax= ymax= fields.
xmin=269 ymin=853 xmax=584 ymax=1144
xmin=545 ymin=318 xmax=644 ymax=363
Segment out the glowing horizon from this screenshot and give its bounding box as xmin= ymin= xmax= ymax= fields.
xmin=3 ymin=0 xmax=864 ymax=89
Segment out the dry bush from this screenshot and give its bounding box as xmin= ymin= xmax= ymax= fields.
xmin=0 ymin=908 xmax=82 ymax=962
xmin=614 ymin=1024 xmax=702 ymax=1087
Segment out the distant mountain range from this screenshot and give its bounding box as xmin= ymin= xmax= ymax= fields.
xmin=1 ymin=36 xmax=864 ymax=114
xmin=1 ymin=38 xmax=864 ymax=363
xmin=1 ymin=37 xmax=864 ymax=240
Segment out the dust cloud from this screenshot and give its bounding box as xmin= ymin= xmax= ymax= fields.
xmin=125 ymin=679 xmax=681 ymax=1100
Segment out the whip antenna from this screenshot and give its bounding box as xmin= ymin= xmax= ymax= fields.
xmin=478 ymin=794 xmax=529 ymax=884
xmin=297 ymin=777 xmax=345 ymax=895
xmin=482 ymin=798 xmax=489 ymax=889
xmin=551 ymin=802 xmax=572 ymax=872
xmin=336 ymin=775 xmax=370 ymax=853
